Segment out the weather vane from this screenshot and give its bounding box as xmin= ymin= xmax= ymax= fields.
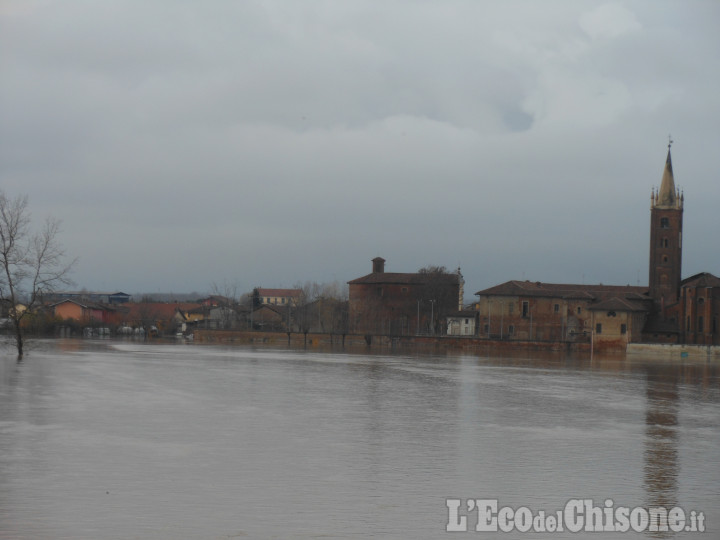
xmin=668 ymin=134 xmax=673 ymax=149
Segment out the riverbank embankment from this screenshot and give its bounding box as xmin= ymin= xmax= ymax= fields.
xmin=193 ymin=330 xmax=591 ymax=355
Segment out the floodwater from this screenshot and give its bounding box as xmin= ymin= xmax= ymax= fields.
xmin=0 ymin=339 xmax=718 ymax=539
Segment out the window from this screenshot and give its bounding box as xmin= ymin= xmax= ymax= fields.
xmin=661 ymin=217 xmax=670 ymax=228
xmin=464 ymin=319 xmax=469 ymax=324
xmin=663 ymin=256 xmax=668 ymax=263
xmin=713 ymin=317 xmax=718 ymax=333
xmin=522 ymin=301 xmax=529 ymax=317
xmin=621 ymin=324 xmax=627 ymax=335
xmin=661 ymin=238 xmax=669 ymax=247
xmin=607 ymin=311 xmax=616 ymax=317
xmin=376 ymin=287 xmax=383 ymax=297
xmin=554 ymin=304 xmax=559 ymax=313
xmin=687 ymin=316 xmax=691 ymax=331
xmin=698 ymin=316 xmax=704 ymax=333
xmin=596 ymin=323 xmax=602 ymax=334
xmin=483 ymin=324 xmax=489 ymax=333
xmin=509 ymin=303 xmax=514 ymax=313
xmin=281 ymin=298 xmax=285 ymax=304
xmin=577 ymin=307 xmax=582 ymax=314
xmin=401 ymin=287 xmax=408 ymax=293
xmin=698 ymin=297 xmax=705 ymax=305
xmin=508 ymin=325 xmax=515 ymax=335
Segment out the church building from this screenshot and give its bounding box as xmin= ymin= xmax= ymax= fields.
xmin=474 ymin=144 xmax=719 ymax=349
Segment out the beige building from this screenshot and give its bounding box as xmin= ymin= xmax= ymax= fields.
xmin=474 ymin=281 xmax=650 ymax=346
xmin=256 ymin=288 xmax=302 ymax=306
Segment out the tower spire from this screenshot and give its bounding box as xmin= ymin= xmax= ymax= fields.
xmin=656 ymin=137 xmax=679 ymax=208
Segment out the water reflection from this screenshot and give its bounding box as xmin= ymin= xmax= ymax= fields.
xmin=644 ymin=365 xmax=679 ymax=537
xmin=0 ymin=342 xmax=718 ymax=539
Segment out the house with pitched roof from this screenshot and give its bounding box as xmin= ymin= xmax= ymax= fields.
xmin=446 ymin=310 xmax=479 ymax=336
xmin=256 ymin=288 xmax=302 ymax=307
xmin=51 ymin=299 xmax=117 ymax=325
xmin=474 ymin=280 xmax=651 ymax=346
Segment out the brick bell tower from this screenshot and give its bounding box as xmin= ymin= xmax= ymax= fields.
xmin=649 ymin=140 xmax=683 ymax=309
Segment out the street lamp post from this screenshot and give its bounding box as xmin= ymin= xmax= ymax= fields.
xmin=430 ymin=300 xmax=436 ymax=335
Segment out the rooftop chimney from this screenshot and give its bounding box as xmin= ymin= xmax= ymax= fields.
xmin=372 ymin=257 xmax=385 ymax=273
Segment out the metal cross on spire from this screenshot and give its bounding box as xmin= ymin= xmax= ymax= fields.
xmin=668 ymin=134 xmax=673 ymax=149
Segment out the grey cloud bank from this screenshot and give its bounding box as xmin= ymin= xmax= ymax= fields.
xmin=1 ymin=1 xmax=718 ymax=296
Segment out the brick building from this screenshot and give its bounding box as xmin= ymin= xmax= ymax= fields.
xmin=473 ymin=281 xmax=650 ymax=346
xmin=348 ymin=257 xmax=463 ymax=335
xmin=678 ymin=273 xmax=720 ymax=345
xmin=474 ymin=144 xmax=720 ymax=349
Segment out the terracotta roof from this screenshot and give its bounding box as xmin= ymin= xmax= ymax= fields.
xmin=588 ymin=297 xmax=649 ymax=312
xmin=475 ymin=280 xmax=649 ymax=302
xmin=681 ymin=272 xmax=720 ymax=288
xmin=50 ymin=299 xmax=115 ymax=311
xmin=348 ymin=272 xmax=460 ymax=285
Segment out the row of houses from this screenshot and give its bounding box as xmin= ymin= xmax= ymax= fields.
xmin=43 ymin=288 xmax=347 ymax=336
xmin=49 ymin=299 xmax=225 ymax=333
xmin=29 ymin=147 xmax=719 ymax=350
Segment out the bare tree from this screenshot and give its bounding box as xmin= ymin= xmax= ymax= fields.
xmin=210 ymin=279 xmax=241 ymax=329
xmin=292 ymin=281 xmax=315 ymax=335
xmin=0 ymin=191 xmax=76 ymax=357
xmin=292 ymin=281 xmax=349 ymax=337
xmin=417 ymin=265 xmax=462 ymax=335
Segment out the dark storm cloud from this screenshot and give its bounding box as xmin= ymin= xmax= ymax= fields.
xmin=1 ymin=0 xmax=718 ymax=296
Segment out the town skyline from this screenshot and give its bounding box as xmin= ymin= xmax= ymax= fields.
xmin=2 ymin=2 xmax=719 ymax=294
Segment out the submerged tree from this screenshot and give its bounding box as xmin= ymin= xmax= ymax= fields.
xmin=0 ymin=191 xmax=76 ymax=357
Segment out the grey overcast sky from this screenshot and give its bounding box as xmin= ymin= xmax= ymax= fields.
xmin=1 ymin=1 xmax=719 ymax=298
